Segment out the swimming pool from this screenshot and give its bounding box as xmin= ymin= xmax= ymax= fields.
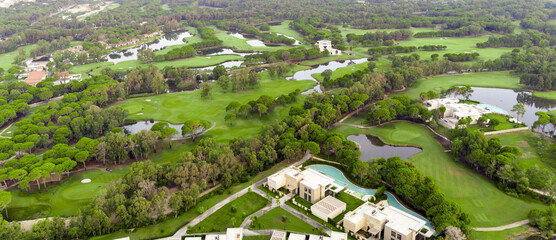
xmin=477 ymin=104 xmax=510 ymax=115
xmin=306 ymin=164 xmax=433 ymax=228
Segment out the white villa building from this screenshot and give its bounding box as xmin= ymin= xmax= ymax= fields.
xmin=267 ymin=166 xmax=344 ymax=203
xmin=343 ymin=202 xmax=433 ymax=240
xmin=311 ymin=195 xmax=347 ymax=222
xmin=205 ymin=228 xmax=243 ymax=240
xmin=424 ymin=98 xmax=490 ymax=129
xmin=316 ymin=40 xmax=342 ymax=56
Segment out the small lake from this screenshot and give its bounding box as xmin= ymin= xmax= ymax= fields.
xmin=455 ymin=87 xmax=556 ymax=128
xmin=123 ymin=121 xmax=183 ymax=137
xmin=348 ymin=134 xmax=422 ymax=161
xmin=108 ymin=31 xmax=193 ymax=64
xmin=287 ymin=58 xmax=369 ymax=94
xmin=305 ymin=165 xmax=433 ymax=229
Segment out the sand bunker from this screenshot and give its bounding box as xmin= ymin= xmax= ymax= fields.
xmin=145 ymin=99 xmax=151 ymax=102
xmin=81 ymin=179 xmax=91 ymax=183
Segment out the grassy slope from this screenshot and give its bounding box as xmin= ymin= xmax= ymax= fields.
xmin=114 ymin=68 xmax=314 ymax=143
xmin=0 ymin=44 xmax=35 ymax=70
xmin=313 ymin=61 xmax=369 ymax=82
xmin=533 ymin=91 xmax=556 ymax=100
xmin=8 ymin=169 xmax=126 ymax=220
xmin=331 ymin=121 xmax=547 ymax=227
xmin=400 ymin=71 xmax=522 ymax=99
xmin=269 ymin=20 xmax=306 ymax=44
xmin=213 ymin=27 xmax=293 ymax=51
xmin=249 ymin=207 xmax=321 ymax=234
xmin=470 ymin=225 xmax=536 ymax=240
xmin=187 ymin=192 xmax=269 ymax=233
xmin=490 ymin=130 xmax=553 ymax=172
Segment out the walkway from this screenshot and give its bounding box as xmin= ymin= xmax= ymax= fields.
xmin=472 ymin=220 xmax=530 ymax=232
xmin=162 ymin=151 xmax=312 ymax=240
xmin=484 ymin=127 xmax=529 ymax=136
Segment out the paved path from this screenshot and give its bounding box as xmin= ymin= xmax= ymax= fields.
xmin=472 ymin=220 xmax=530 ymax=231
xmin=484 ymin=127 xmax=530 ymax=136
xmin=162 ymin=151 xmax=312 ymax=240
xmin=282 ymin=204 xmax=331 ymax=234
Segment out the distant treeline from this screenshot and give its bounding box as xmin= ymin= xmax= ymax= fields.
xmin=346 ymin=30 xmax=412 ymax=46
xmin=443 ymin=52 xmax=480 ymax=62
xmin=368 ymin=46 xmax=416 ymax=55
xmin=476 ymin=31 xmax=556 ymax=48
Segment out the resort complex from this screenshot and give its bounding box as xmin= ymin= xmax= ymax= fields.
xmin=424 ymin=98 xmax=491 ymax=129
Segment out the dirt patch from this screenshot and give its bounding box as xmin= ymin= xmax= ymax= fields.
xmin=516 ymin=140 xmax=531 ymax=148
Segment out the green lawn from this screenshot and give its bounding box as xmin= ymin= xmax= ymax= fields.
xmin=244 ymin=235 xmax=271 ymax=240
xmin=69 ymin=61 xmax=113 ymax=74
xmin=249 ymin=207 xmax=321 ymax=234
xmin=491 ymin=130 xmax=553 ymax=172
xmin=467 ymin=114 xmax=522 ymax=132
xmin=7 ymin=168 xmax=126 ymax=220
xmin=397 ymin=35 xmax=513 ymax=61
xmin=470 ymin=225 xmax=536 ymax=240
xmin=533 ymin=91 xmax=556 ymax=100
xmin=401 ymin=71 xmax=522 ymax=99
xmin=187 ymin=192 xmax=269 ymax=233
xmin=332 ymin=191 xmax=364 ymax=222
xmin=0 ymin=44 xmax=36 ymax=70
xmin=113 ymin=68 xmax=314 ymax=143
xmin=269 ymin=20 xmax=306 ymax=44
xmin=313 ymin=61 xmax=369 ymax=82
xmin=331 ymin=121 xmax=547 ymax=227
xmin=213 ymin=27 xmax=294 ymax=51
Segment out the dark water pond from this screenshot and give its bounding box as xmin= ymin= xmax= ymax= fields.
xmin=347 ymin=134 xmax=422 ymax=161
xmin=123 ymin=121 xmax=183 ymax=137
xmin=108 ymin=31 xmax=193 ymax=64
xmin=456 ymin=87 xmax=556 ymax=128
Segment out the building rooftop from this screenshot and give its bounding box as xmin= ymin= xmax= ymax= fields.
xmin=205 ymin=234 xmax=226 ymax=240
xmin=299 ymin=168 xmax=335 ymax=188
xmin=226 ymin=228 xmax=243 ymax=240
xmin=382 ymin=206 xmax=427 ymax=236
xmin=24 ymin=71 xmax=46 ymax=86
xmin=288 ymin=233 xmax=306 ymax=240
xmin=308 ymin=235 xmax=330 ymax=240
xmin=271 ymin=231 xmax=287 ymax=240
xmin=311 ymin=196 xmax=347 ymax=216
xmin=329 ymin=231 xmax=348 ymax=240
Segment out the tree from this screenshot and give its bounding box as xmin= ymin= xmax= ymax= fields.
xmin=138 ymin=48 xmax=154 ymax=63
xmin=256 ymin=104 xmax=268 ymax=119
xmin=169 ymin=191 xmax=184 ymax=217
xmin=182 ymin=120 xmax=211 ymax=141
xmin=260 ymin=23 xmax=270 ymax=31
xmin=0 ymin=191 xmax=11 ymax=218
xmin=217 ymin=75 xmax=230 ymax=92
xmin=322 ymin=69 xmax=332 ymax=82
xmin=212 ymin=65 xmax=227 ymax=80
xmin=511 ymin=103 xmax=525 ymax=123
xmin=225 ymin=113 xmax=236 ymax=125
xmin=200 ymin=82 xmax=212 ymax=100
xmin=75 ymin=151 xmax=90 ymax=169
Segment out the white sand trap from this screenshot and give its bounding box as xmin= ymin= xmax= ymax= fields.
xmin=207 ymin=57 xmax=211 ymax=59
xmin=6 ymin=131 xmax=10 ymax=134
xmin=145 ymin=99 xmax=151 ymax=102
xmin=81 ymin=179 xmax=91 ymax=183
xmin=137 ymin=113 xmax=143 ymax=115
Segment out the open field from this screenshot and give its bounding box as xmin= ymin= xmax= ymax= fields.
xmin=470 ymin=225 xmax=537 ymax=240
xmin=467 ymin=114 xmax=521 ymax=132
xmin=188 ymin=192 xmax=269 ymax=233
xmin=397 ymin=35 xmax=512 ymax=61
xmin=338 ymin=27 xmax=438 ymax=37
xmin=490 ymin=130 xmax=553 ymax=172
xmin=114 ymin=68 xmax=314 ymax=143
xmin=269 ymin=21 xmax=306 ymax=44
xmin=533 ymin=91 xmax=556 ymax=100
xmin=7 ymin=168 xmax=126 ymax=220
xmin=0 ymin=44 xmax=36 ymax=71
xmin=248 ymin=207 xmax=321 ymax=234
xmin=332 ymin=121 xmax=547 ymax=227
xmin=400 ymin=71 xmax=522 ymax=99
xmin=69 ymin=61 xmax=113 ymax=74
xmin=90 ymin=54 xmax=245 ymax=75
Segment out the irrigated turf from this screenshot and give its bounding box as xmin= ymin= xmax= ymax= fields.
xmin=331 ymin=121 xmax=547 ymax=227
xmin=249 ymin=207 xmax=321 ymax=234
xmin=269 ymin=21 xmax=306 ymax=45
xmin=113 ymin=68 xmax=314 ymax=143
xmin=213 ymin=27 xmax=294 ymax=51
xmin=401 ymin=71 xmax=522 ymax=99
xmin=7 ymin=168 xmax=126 ymax=220
xmin=187 ymin=192 xmax=269 ymax=233
xmin=490 ymin=130 xmax=553 ymax=172
xmin=533 ymin=91 xmax=556 ymax=100
xmin=470 ymin=225 xmax=536 ymax=240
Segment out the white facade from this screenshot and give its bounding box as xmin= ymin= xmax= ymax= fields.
xmin=316 ymin=40 xmax=342 ymax=56
xmin=424 ymin=98 xmax=490 ymax=129
xmin=205 ymin=228 xmax=243 ymax=240
xmin=343 ymin=202 xmax=431 ymax=240
xmin=271 ymin=231 xmax=287 ymax=240
xmin=288 ymin=233 xmax=306 ymax=240
xmin=311 ymin=196 xmax=347 ymax=222
xmin=267 ymin=166 xmax=341 ymax=203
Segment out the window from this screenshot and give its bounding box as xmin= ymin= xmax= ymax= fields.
xmin=308 ymin=195 xmax=311 ymax=202
xmin=308 ymin=189 xmax=311 ymax=194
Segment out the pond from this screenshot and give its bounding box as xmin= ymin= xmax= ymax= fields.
xmin=454 ymin=87 xmax=556 ymax=128
xmin=246 ymin=39 xmax=267 ymax=47
xmin=122 ymin=120 xmax=183 ymax=137
xmin=287 ymin=58 xmax=369 ymax=94
xmin=305 ymin=165 xmax=433 ymax=228
xmin=347 ymin=134 xmax=422 ymax=161
xmin=275 ymin=33 xmax=301 ymax=45
xmin=107 ymin=31 xmax=194 ymax=64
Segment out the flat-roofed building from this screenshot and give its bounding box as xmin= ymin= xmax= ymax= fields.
xmin=271 ymin=231 xmax=287 ymax=240
xmin=267 ymin=166 xmax=342 ymax=203
xmin=205 ymin=234 xmax=226 ymax=240
xmin=226 ymin=228 xmax=243 ymax=240
xmin=288 ymin=233 xmax=306 ymax=240
xmin=308 ymin=234 xmax=330 ymax=240
xmin=424 ymin=98 xmax=491 ymax=129
xmin=184 ymin=237 xmax=202 ymax=240
xmin=343 ymin=202 xmax=432 ymax=240
xmin=329 ymin=231 xmax=348 ymax=240
xmin=311 ymin=196 xmax=347 ymax=222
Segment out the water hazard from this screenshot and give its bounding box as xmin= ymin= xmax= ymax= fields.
xmin=347 ymin=134 xmax=422 ymax=161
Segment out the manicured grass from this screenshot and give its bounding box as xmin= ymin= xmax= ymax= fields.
xmin=401 ymin=71 xmax=522 ymax=99
xmin=113 ymin=68 xmax=314 ymax=143
xmin=258 ymin=185 xmax=280 ymax=199
xmin=90 ymin=54 xmax=245 ymax=75
xmin=154 ymin=27 xmax=203 ymax=56
xmin=533 ymin=91 xmax=556 ymax=100
xmin=331 ymin=121 xmax=547 ymax=227
xmin=7 ymin=168 xmax=126 ymax=220
xmin=213 ymin=27 xmax=294 ymax=51
xmin=299 ymin=52 xmax=367 ymax=66
xmin=467 ymin=114 xmax=522 ymax=132
xmin=313 ymin=62 xmax=369 ymax=82
xmin=69 ymin=61 xmax=113 ymax=74
xmin=491 ymin=130 xmax=553 ymax=172
xmin=0 ymin=44 xmax=35 ymax=71
xmin=249 ymin=207 xmax=321 ymax=234
xmin=397 ymin=35 xmax=513 ymax=61
xmin=470 ymin=225 xmax=537 ymax=240
xmin=269 ymin=20 xmax=306 ymax=44
xmin=188 ymin=192 xmax=269 ymax=233
xmin=244 ymin=235 xmax=271 ymax=240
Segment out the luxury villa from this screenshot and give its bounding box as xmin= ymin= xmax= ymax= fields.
xmin=424 ymin=98 xmax=491 ymax=129
xmin=316 ymin=40 xmax=342 ymax=56
xmin=267 ymin=166 xmax=344 ymax=203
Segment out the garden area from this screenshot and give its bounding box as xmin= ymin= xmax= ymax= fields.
xmin=249 ymin=207 xmax=321 ymax=234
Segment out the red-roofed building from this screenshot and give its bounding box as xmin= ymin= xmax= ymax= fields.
xmin=24 ymin=71 xmax=46 ymax=86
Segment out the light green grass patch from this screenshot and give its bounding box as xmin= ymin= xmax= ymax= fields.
xmin=69 ymin=61 xmax=114 ymax=74
xmin=313 ymin=61 xmax=369 ymax=82
xmin=490 ymin=130 xmax=553 ymax=172
xmin=533 ymin=91 xmax=556 ymax=101
xmin=401 ymin=71 xmax=522 ymax=99
xmin=470 ymin=225 xmax=536 ymax=240
xmin=8 ymin=168 xmax=126 ymax=220
xmin=213 ymin=27 xmax=294 ymax=51
xmin=188 ymin=192 xmax=269 ymax=233
xmin=269 ymin=20 xmax=306 ymax=44
xmin=331 ymin=121 xmax=547 ymax=227
xmin=249 ymin=207 xmax=321 ymax=234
